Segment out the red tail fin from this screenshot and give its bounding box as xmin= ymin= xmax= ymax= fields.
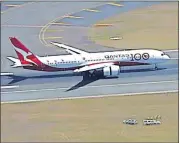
xmin=9 ymin=37 xmax=40 ymax=65
xmin=9 ymin=37 xmax=32 ymax=53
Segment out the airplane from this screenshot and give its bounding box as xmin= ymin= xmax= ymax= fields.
xmin=7 ymin=37 xmax=170 ymax=79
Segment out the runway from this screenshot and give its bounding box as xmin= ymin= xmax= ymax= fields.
xmin=1 ymin=1 xmax=178 ymax=103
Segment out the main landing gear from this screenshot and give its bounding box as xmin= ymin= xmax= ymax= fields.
xmin=154 ymin=64 xmax=158 ymax=70
xmin=82 ymin=71 xmax=103 ymax=80
xmin=82 ymin=71 xmax=91 ymax=80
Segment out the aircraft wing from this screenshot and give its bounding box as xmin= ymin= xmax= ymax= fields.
xmin=50 ymin=42 xmax=89 ymax=55
xmin=74 ymin=62 xmax=114 ymax=73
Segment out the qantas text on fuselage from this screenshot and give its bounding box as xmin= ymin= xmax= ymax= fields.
xmin=7 ymin=37 xmax=170 ymax=78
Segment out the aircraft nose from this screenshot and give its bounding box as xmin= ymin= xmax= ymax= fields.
xmin=164 ymin=54 xmax=170 ymax=60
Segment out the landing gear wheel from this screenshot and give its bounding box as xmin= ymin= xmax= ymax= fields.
xmin=154 ymin=64 xmax=158 ymax=70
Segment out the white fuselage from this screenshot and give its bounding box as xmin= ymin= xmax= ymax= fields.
xmin=38 ymin=49 xmax=169 ymax=73
xmin=8 ymin=37 xmax=170 ymax=75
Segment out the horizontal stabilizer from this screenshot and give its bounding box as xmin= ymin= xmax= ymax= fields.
xmin=11 ymin=64 xmax=33 ymax=68
xmin=7 ymin=57 xmax=33 ymax=68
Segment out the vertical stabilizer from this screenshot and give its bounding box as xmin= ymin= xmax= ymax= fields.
xmin=9 ymin=37 xmax=41 ymax=66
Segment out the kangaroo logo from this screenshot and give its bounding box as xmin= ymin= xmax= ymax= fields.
xmin=14 ymin=47 xmax=38 ymax=66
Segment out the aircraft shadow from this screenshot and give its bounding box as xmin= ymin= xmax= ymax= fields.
xmin=66 ymin=68 xmax=166 ymax=91
xmin=7 ymin=73 xmax=81 ymax=85
xmin=66 ymin=76 xmax=118 ymax=92
xmin=7 ymin=67 xmax=166 ymax=86
xmin=120 ymin=67 xmax=166 ymax=73
xmin=66 ymin=77 xmax=99 ymax=91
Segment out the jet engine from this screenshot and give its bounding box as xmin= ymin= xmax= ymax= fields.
xmin=103 ymin=65 xmax=120 ymax=77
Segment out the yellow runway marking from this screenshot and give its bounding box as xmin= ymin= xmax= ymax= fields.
xmin=107 ymin=3 xmax=124 ymax=7
xmin=1 ymin=24 xmax=44 ymax=28
xmin=45 ymin=44 xmax=56 ymax=47
xmin=5 ymin=4 xmax=20 ymax=7
xmin=39 ymin=3 xmax=106 ymax=46
xmin=63 ymin=15 xmax=83 ymax=19
xmin=1 ymin=2 xmax=35 ymax=14
xmin=43 ymin=37 xmax=62 ymax=40
xmin=45 ymin=44 xmax=53 ymax=47
xmin=46 ymin=29 xmax=64 ymax=32
xmin=83 ymin=8 xmax=100 ymax=12
xmin=50 ymin=22 xmax=71 ymax=26
xmin=39 ymin=16 xmax=68 ymax=46
xmin=94 ymin=23 xmax=113 ymax=27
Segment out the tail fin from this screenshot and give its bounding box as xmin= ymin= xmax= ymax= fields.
xmin=9 ymin=37 xmax=40 ymax=66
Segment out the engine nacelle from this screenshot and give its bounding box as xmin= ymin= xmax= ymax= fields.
xmin=103 ymin=65 xmax=120 ymax=77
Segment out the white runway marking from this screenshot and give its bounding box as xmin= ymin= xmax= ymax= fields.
xmin=1 ymin=90 xmax=178 ymax=104
xmin=163 ymin=68 xmax=178 ymax=71
xmin=1 ymin=80 xmax=178 ymax=94
xmin=1 ymin=86 xmax=19 ymax=89
xmin=0 ymin=72 xmax=14 ymax=76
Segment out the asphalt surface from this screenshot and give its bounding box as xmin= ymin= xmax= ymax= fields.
xmin=1 ymin=1 xmax=179 ymax=102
